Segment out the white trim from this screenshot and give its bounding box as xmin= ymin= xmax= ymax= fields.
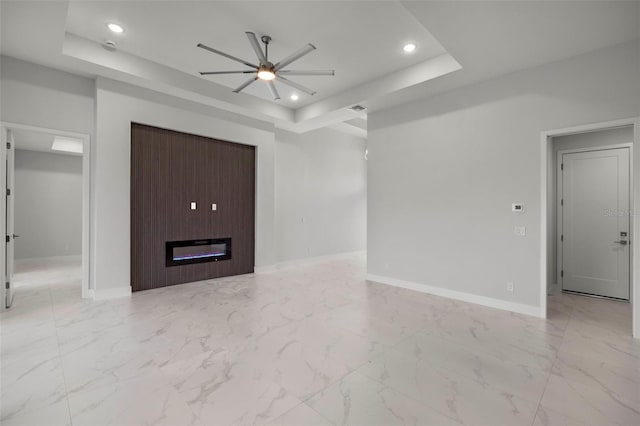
xmin=555 ymin=143 xmax=633 ymax=155
xmin=14 ymin=255 xmax=82 ymax=267
xmin=254 ymin=265 xmax=277 ymax=274
xmin=0 ymin=122 xmax=92 ymax=300
xmin=93 ymin=286 xmax=131 ymax=300
xmin=541 ymin=119 xmax=636 ymax=138
xmin=540 ymin=131 xmax=548 ymax=316
xmin=1 ymin=129 xmax=7 ymax=311
xmin=540 ymin=116 xmax=640 ymax=338
xmin=255 ymin=250 xmax=366 ymax=274
xmin=366 ymin=273 xmax=541 ymax=317
xmin=556 ymin=149 xmax=563 ymax=288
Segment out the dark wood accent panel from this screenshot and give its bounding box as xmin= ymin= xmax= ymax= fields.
xmin=131 ymin=123 xmax=255 ymax=292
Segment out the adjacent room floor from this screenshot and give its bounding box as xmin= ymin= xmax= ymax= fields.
xmin=1 ymin=254 xmax=638 ymax=426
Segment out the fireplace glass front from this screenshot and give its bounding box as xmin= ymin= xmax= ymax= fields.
xmin=166 ymin=238 xmax=231 ymax=266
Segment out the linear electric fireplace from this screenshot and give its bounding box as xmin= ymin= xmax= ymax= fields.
xmin=166 ymin=238 xmax=232 ymax=267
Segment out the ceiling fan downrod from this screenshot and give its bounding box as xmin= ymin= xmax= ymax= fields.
xmin=261 ymin=35 xmax=271 ymax=63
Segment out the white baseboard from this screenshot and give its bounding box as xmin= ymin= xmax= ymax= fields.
xmin=82 ymin=288 xmax=94 ymax=299
xmin=15 ymin=254 xmax=82 ymax=266
xmin=93 ymin=286 xmax=132 ymax=300
xmin=366 ymin=273 xmax=543 ymax=318
xmin=255 ymin=250 xmax=366 ymax=274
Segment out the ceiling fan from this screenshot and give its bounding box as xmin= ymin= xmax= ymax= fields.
xmin=197 ymin=32 xmax=335 ymax=100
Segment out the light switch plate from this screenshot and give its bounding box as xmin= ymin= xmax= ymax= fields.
xmin=190 ymin=202 xmax=196 ymax=210
xmin=514 ymin=226 xmax=526 ymax=236
xmin=512 ymin=203 xmax=525 ymax=212
xmin=212 ymin=203 xmax=217 ymax=211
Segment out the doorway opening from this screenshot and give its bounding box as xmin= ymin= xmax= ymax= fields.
xmin=1 ymin=123 xmax=91 ymax=311
xmin=542 ymin=118 xmax=639 ymax=338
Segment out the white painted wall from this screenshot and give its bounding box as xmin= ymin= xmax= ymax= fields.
xmin=549 ymin=126 xmax=635 ymax=286
xmin=0 ymin=56 xmax=94 ymax=135
xmin=367 ymin=41 xmax=640 ymax=312
xmin=275 ymin=128 xmax=366 ymax=262
xmin=14 ymin=150 xmax=82 ymax=259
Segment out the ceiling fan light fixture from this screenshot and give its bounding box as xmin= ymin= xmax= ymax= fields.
xmin=257 ymin=67 xmax=276 ymax=81
xmin=290 ymin=94 xmax=299 ymax=101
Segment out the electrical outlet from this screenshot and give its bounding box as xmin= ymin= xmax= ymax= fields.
xmin=512 ymin=203 xmax=525 ymax=212
xmin=514 ymin=226 xmax=526 ymax=236
xmin=507 ymin=282 xmax=514 ymax=292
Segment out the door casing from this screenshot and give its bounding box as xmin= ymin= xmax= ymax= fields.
xmin=1 ymin=129 xmax=7 ymax=310
xmin=4 ymin=129 xmax=15 ymax=308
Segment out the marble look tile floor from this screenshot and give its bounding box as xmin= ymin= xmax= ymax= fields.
xmin=1 ymin=254 xmax=639 ymax=426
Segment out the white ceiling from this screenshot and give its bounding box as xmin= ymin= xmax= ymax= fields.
xmin=369 ymin=0 xmax=640 ymax=111
xmin=66 ymin=1 xmax=446 ymax=107
xmin=1 ymin=1 xmax=638 ymax=135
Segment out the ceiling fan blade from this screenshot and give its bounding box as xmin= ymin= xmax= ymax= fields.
xmin=277 ymin=70 xmax=335 ymax=76
xmin=200 ymin=70 xmax=256 ymax=75
xmin=197 ymin=43 xmax=258 ymax=69
xmin=276 ymin=75 xmax=316 ymax=96
xmin=246 ymin=32 xmax=267 ymax=64
xmin=233 ymin=77 xmax=258 ymax=93
xmin=267 ymin=81 xmax=280 ymax=100
xmin=274 ymin=43 xmax=316 ymax=71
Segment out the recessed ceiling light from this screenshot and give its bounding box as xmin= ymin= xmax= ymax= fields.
xmin=290 ymin=94 xmax=299 ymax=101
xmin=403 ymin=43 xmax=416 ymax=53
xmin=107 ymin=23 xmax=124 ymax=34
xmin=52 ymin=136 xmax=83 ymax=154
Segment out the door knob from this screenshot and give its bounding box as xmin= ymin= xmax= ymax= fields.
xmin=12 ymin=234 xmax=20 ymax=238
xmin=613 ymin=240 xmax=628 ymax=245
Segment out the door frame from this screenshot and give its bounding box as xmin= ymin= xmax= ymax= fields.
xmin=1 ymin=128 xmax=7 ymax=310
xmin=0 ymin=122 xmax=92 ymax=309
xmin=556 ymin=144 xmax=633 ymax=298
xmin=541 ymin=116 xmax=640 ymax=338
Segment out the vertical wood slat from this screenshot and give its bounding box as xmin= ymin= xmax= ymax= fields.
xmin=131 ymin=123 xmax=256 ymax=292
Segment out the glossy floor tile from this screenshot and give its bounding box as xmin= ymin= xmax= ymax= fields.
xmin=1 ymin=255 xmax=638 ymax=425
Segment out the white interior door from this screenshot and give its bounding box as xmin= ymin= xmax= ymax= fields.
xmin=4 ymin=129 xmax=15 ymax=308
xmin=561 ymin=147 xmax=630 ymax=300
